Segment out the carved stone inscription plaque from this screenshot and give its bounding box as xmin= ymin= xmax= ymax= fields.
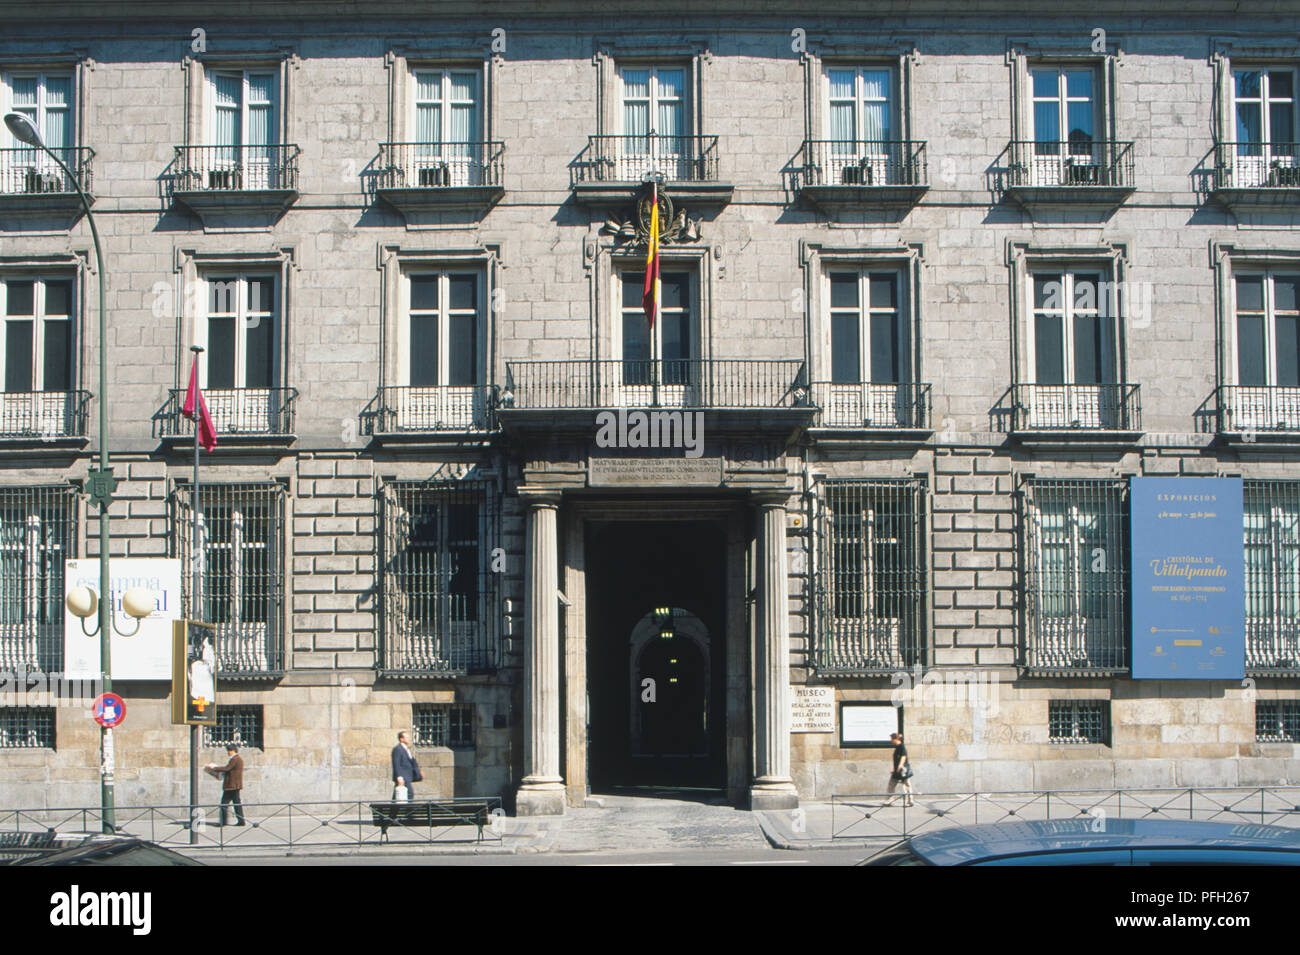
xmin=588 ymin=456 xmax=724 ymax=487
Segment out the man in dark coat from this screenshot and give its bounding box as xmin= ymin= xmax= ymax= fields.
xmin=209 ymin=744 xmax=246 ymax=826
xmin=391 ymin=730 xmax=421 ymax=799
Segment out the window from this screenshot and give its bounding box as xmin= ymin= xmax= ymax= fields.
xmin=412 ymin=69 xmax=481 ymax=187
xmin=815 ymin=479 xmax=925 ymax=672
xmin=619 ymin=65 xmax=687 ymax=180
xmin=1231 ymin=272 xmax=1300 ymax=430
xmin=1231 ymin=68 xmax=1297 ymax=186
xmin=1025 ymin=270 xmax=1120 ymax=428
xmin=1024 ymin=479 xmax=1127 ymax=672
xmin=0 ymin=486 xmax=75 ymax=673
xmin=0 ymin=276 xmax=76 ymax=438
xmin=0 ymin=707 xmax=54 ymax=748
xmin=1255 ymin=700 xmax=1300 ymax=742
xmin=174 ymin=483 xmax=285 ymax=676
xmin=2 ymin=73 xmax=73 ymax=194
xmin=1028 ymin=67 xmax=1100 ymax=184
xmin=380 ymin=481 xmax=500 ymax=675
xmin=823 ymin=270 xmax=912 ymax=426
xmin=412 ymin=703 xmax=475 ymax=748
xmin=196 ymin=274 xmax=279 ymax=434
xmin=825 ymin=67 xmax=896 ymax=184
xmin=618 ymin=269 xmax=695 ymax=398
xmin=1048 ymin=700 xmax=1109 ymax=744
xmin=209 ymin=70 xmax=278 ymax=188
xmin=202 ymin=706 xmax=263 ymax=749
xmin=392 ymin=271 xmax=486 ymax=430
xmin=1244 ymin=482 xmax=1300 ymax=670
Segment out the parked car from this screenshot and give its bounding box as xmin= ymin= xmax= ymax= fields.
xmin=1 ymin=831 xmax=202 ymax=866
xmin=859 ymin=818 xmax=1300 ymax=866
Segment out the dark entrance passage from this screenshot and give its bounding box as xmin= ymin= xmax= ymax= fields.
xmin=586 ymin=519 xmax=727 ymax=791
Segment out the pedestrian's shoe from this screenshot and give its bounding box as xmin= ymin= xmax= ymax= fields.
xmin=235 ymin=821 xmax=246 ymax=826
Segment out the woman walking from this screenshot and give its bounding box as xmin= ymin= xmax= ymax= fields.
xmin=886 ymin=732 xmax=914 ymax=807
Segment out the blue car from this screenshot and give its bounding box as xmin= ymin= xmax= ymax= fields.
xmin=860 ymin=818 xmax=1300 ymax=865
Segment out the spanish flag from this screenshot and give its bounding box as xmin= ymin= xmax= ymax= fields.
xmin=642 ymin=181 xmax=660 ymax=329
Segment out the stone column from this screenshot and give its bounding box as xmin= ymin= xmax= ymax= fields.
xmin=750 ymin=493 xmax=799 ymax=810
xmin=516 ymin=491 xmax=566 ymax=815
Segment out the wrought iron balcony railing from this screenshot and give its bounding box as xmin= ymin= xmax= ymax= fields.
xmin=1005 ymin=383 xmax=1141 ymax=432
xmin=365 ymin=385 xmax=498 ymax=434
xmin=0 ymin=390 xmax=91 ymax=440
xmin=1006 ymin=139 xmax=1134 ymax=190
xmin=1212 ymin=385 xmax=1300 ymax=434
xmin=810 ymin=382 xmax=930 ymax=430
xmin=376 ymin=141 xmax=505 ymax=190
xmin=801 ymin=140 xmax=927 ymax=188
xmin=1214 ymin=142 xmax=1300 ymax=190
xmin=158 ymin=387 xmax=298 ymax=439
xmin=172 ymin=144 xmax=300 ymax=192
xmin=575 ymin=134 xmax=720 ymax=183
xmin=0 ymin=147 xmax=94 ymax=196
xmin=502 ymin=359 xmax=809 ymax=411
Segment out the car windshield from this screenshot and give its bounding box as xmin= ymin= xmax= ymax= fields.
xmin=859 ymin=840 xmax=931 ymax=866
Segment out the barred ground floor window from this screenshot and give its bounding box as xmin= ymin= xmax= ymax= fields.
xmin=172 ymin=482 xmax=286 ymax=677
xmin=1244 ymin=481 xmax=1300 ymax=671
xmin=0 ymin=485 xmax=76 ymax=674
xmin=1047 ymin=699 xmax=1111 ymax=744
xmin=202 ymin=705 xmax=264 ymax=750
xmin=0 ymin=706 xmax=55 ymax=749
xmin=813 ymin=478 xmax=926 ymax=673
xmin=1255 ymin=699 xmax=1300 ymax=743
xmin=413 ymin=702 xmax=474 ymax=748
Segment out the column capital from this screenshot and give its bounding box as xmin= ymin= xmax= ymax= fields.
xmin=518 ymin=487 xmax=563 ymax=508
xmin=751 ymin=490 xmax=792 ymax=509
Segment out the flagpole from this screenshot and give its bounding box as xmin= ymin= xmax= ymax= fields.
xmin=189 ymin=345 xmax=202 ymax=844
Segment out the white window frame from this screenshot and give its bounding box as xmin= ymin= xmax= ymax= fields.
xmin=617 ymin=64 xmax=689 ymax=180
xmin=822 ymin=269 xmax=910 ymax=427
xmin=1027 ymin=66 xmax=1102 ymax=185
xmin=207 ymin=69 xmax=278 ymax=148
xmin=393 ymin=270 xmax=487 ymax=430
xmin=0 ymin=275 xmax=74 ymax=394
xmin=410 ymin=68 xmax=482 ymax=187
xmin=823 ymin=65 xmax=895 ymax=184
xmin=1230 ymin=271 xmax=1300 ymax=430
xmin=2 ymin=71 xmax=74 ymax=194
xmin=613 ymin=265 xmax=698 ymax=407
xmin=194 ymin=273 xmax=280 ymax=434
xmin=1232 ymin=67 xmax=1297 ymax=147
xmin=1229 ymin=67 xmax=1298 ymax=187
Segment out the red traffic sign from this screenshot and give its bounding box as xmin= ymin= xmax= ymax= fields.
xmin=92 ymin=693 xmax=126 ymax=729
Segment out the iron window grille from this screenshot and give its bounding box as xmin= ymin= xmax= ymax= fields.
xmin=1023 ymin=478 xmax=1128 ymax=673
xmin=201 ymin=705 xmax=263 ymax=750
xmin=380 ymin=480 xmax=501 ymax=676
xmin=172 ymin=483 xmax=286 ymax=678
xmin=1244 ymin=482 xmax=1300 ymax=672
xmin=0 ymin=485 xmax=76 ymax=674
xmin=1255 ymin=700 xmax=1300 ymax=743
xmin=412 ymin=702 xmax=475 ymax=748
xmin=813 ymin=478 xmax=926 ymax=674
xmin=1048 ymin=699 xmax=1110 ymax=744
xmin=0 ymin=706 xmax=55 ymax=749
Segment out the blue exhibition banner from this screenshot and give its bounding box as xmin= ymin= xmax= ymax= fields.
xmin=1131 ymin=477 xmax=1244 ymax=679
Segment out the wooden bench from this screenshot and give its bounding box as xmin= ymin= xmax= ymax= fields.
xmin=368 ymin=799 xmax=498 ymax=843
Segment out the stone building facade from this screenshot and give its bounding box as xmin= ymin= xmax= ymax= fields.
xmin=1 ymin=1 xmax=1299 ymax=812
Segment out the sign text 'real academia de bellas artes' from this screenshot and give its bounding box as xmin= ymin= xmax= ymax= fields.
xmin=1132 ymin=478 xmax=1245 ymax=679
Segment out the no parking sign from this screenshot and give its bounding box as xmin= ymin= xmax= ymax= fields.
xmin=92 ymin=693 xmax=126 ymax=729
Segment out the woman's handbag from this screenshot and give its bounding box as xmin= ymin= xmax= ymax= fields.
xmin=899 ymin=764 xmax=915 ymax=780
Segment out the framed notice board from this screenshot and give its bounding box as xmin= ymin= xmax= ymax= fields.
xmin=839 ymin=702 xmax=902 ymax=749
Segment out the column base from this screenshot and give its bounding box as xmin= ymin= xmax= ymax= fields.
xmin=748 ymin=779 xmax=799 ymax=811
xmin=515 ymin=780 xmax=567 ymax=816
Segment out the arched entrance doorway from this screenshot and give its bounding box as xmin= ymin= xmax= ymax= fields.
xmin=629 ymin=607 xmax=710 ymax=761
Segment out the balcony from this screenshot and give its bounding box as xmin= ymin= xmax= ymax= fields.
xmin=1002 ymin=140 xmax=1134 ymax=211
xmin=1212 ymin=142 xmax=1300 ymax=213
xmin=809 ymin=382 xmax=932 ymax=442
xmin=571 ymin=134 xmax=732 ymax=207
xmin=0 ymin=391 xmax=90 ymax=445
xmin=798 ymin=140 xmax=928 ymax=214
xmin=0 ymin=147 xmax=94 ymax=220
xmin=1208 ymin=385 xmax=1300 ymax=444
xmin=169 ymin=144 xmax=299 ymax=226
xmin=999 ymin=383 xmax=1142 ymax=445
xmin=374 ymin=141 xmax=505 ymax=220
xmin=500 ymin=359 xmax=813 ymax=438
xmin=156 ymin=387 xmax=298 ymax=447
xmin=362 ymin=385 xmax=499 ymax=443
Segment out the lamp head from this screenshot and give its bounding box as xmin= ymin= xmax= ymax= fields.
xmin=4 ymin=112 xmax=42 ymax=148
xmin=65 ymin=586 xmax=98 ymax=620
xmin=121 ymin=587 xmax=156 ymax=620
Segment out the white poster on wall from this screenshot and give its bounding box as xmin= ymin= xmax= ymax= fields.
xmin=64 ymin=559 xmax=182 ymax=680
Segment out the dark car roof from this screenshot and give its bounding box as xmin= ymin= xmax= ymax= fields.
xmin=907 ymin=818 xmax=1300 ymax=866
xmin=3 ymin=833 xmax=203 ymax=866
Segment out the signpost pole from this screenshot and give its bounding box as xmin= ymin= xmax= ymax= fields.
xmin=189 ymin=345 xmax=203 ymax=845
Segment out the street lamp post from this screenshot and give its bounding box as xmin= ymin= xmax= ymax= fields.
xmin=5 ymin=111 xmax=119 ymax=834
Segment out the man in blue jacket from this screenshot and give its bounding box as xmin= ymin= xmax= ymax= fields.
xmin=391 ymin=730 xmax=421 ymax=800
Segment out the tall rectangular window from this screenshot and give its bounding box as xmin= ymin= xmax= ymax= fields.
xmin=1024 ymin=480 xmax=1128 ymax=672
xmin=1026 ymin=66 xmax=1102 ymax=185
xmin=1244 ymin=482 xmax=1300 ymax=671
xmin=413 ymin=69 xmax=481 ymax=186
xmin=823 ymin=270 xmax=913 ymax=428
xmin=1232 ymin=273 xmax=1300 ymax=431
xmin=825 ymin=67 xmax=896 ymax=184
xmin=1234 ymin=70 xmax=1296 ymax=149
xmin=620 ymin=270 xmax=694 ymax=390
xmin=3 ymin=73 xmax=73 ymax=194
xmin=381 ymin=482 xmax=500 ymax=675
xmin=209 ymin=70 xmax=277 ymax=188
xmin=196 ymin=274 xmax=278 ymax=434
xmin=0 ymin=486 xmax=76 ymax=673
xmin=619 ymin=66 xmax=687 ymax=179
xmin=1025 ymin=270 xmax=1119 ymax=429
xmin=816 ymin=479 xmax=925 ymax=673
xmin=174 ymin=483 xmax=285 ymax=676
xmin=1 ymin=277 xmax=73 ymax=395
